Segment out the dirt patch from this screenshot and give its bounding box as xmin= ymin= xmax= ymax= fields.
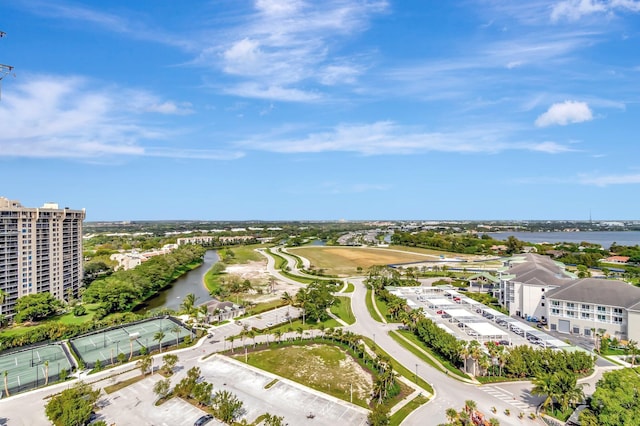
xmin=223 ymin=260 xmax=300 ymax=303
xmin=237 ymin=344 xmax=373 ymax=405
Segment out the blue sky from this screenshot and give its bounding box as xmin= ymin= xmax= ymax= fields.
xmin=1 ymin=0 xmax=639 ymax=221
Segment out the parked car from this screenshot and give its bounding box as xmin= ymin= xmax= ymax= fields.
xmin=194 ymin=414 xmax=213 ymax=426
xmin=436 ymin=310 xmax=445 ymax=315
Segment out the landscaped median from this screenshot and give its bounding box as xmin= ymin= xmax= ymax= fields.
xmin=389 ymin=329 xmax=473 ymax=381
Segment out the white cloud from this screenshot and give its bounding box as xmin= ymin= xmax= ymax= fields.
xmin=223 ymin=83 xmax=321 ymax=102
xmin=18 ymin=1 xmax=193 ymax=49
xmin=535 ymin=101 xmax=593 ymax=127
xmin=0 ymin=74 xmax=238 ymax=160
xmin=237 ymin=121 xmax=574 ymax=155
xmin=551 ymin=0 xmax=640 ymax=22
xmin=197 ymin=0 xmax=388 ymax=101
xmin=528 ymin=141 xmax=576 ymax=153
xmin=579 ymin=173 xmax=640 ymax=186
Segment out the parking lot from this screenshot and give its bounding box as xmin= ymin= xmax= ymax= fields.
xmin=389 ymin=286 xmax=571 ymax=350
xmin=200 ymin=356 xmax=369 ymax=426
xmin=235 ymin=306 xmax=301 ymax=331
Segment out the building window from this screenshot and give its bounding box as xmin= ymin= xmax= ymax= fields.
xmin=541 ymin=302 xmax=545 ymax=307
xmin=597 ymin=306 xmax=606 ymax=313
xmin=581 ymin=312 xmax=590 ymax=319
xmin=597 ymin=314 xmax=606 ymax=321
xmin=551 ymin=308 xmax=560 ymax=315
xmin=613 ymin=308 xmax=623 ymax=315
xmin=581 ymin=304 xmax=590 ymax=310
xmin=567 ymin=302 xmax=575 ymax=309
xmin=567 ymin=311 xmax=576 ymax=318
xmin=613 ymin=317 xmax=623 ymax=324
xmin=551 ymin=300 xmax=560 ymax=306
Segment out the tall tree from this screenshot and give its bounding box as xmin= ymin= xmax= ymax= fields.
xmin=212 ymin=390 xmax=244 ymax=424
xmin=45 ymin=382 xmax=99 ymax=426
xmin=154 ymin=331 xmax=166 ymax=353
xmin=153 ymin=378 xmax=171 ymax=400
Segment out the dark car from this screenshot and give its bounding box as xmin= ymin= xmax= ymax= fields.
xmin=194 ymin=414 xmax=214 ymax=426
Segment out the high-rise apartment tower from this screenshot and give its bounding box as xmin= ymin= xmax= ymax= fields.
xmin=0 ymin=197 xmax=85 ymax=318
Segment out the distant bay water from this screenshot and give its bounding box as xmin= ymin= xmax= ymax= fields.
xmin=486 ymin=231 xmax=640 ymax=249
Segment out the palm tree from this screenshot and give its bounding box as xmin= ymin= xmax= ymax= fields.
xmin=445 ymin=407 xmax=458 ymax=423
xmin=459 ymin=342 xmax=470 ymax=374
xmin=181 ymin=293 xmax=198 ymax=320
xmin=0 ymin=289 xmax=6 ymax=318
xmin=274 ymin=330 xmax=282 ymax=344
xmin=627 ymin=340 xmax=638 ymax=366
xmin=44 ymin=360 xmax=49 ymax=386
xmin=296 ymin=326 xmax=303 ymax=341
xmin=248 ymin=329 xmax=257 ymax=348
xmin=3 ymin=370 xmax=9 ymax=397
xmin=229 ymin=335 xmax=236 ymax=353
xmin=488 ymin=418 xmax=500 ymax=426
xmin=464 ymin=399 xmax=477 ymax=415
xmin=171 ymin=325 xmax=181 ymax=347
xmin=198 ymin=305 xmax=209 ymax=323
xmin=281 ymin=292 xmax=294 ymax=313
xmin=136 ymin=354 xmax=152 ymax=376
xmin=555 ymin=371 xmax=586 ymax=412
xmin=154 ymin=331 xmax=166 ymax=353
xmin=468 ymin=340 xmax=482 ymax=377
xmin=129 ymin=336 xmax=135 ymax=361
xmin=531 ymin=371 xmax=557 ymax=411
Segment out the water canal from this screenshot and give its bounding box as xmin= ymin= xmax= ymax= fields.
xmin=133 ymin=250 xmax=219 ymax=314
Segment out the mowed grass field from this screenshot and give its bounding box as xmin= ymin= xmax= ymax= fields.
xmin=288 ymin=246 xmax=436 ymax=276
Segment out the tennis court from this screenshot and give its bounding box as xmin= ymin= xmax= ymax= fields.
xmin=0 ymin=344 xmax=73 ymax=396
xmin=69 ymin=317 xmax=191 ymax=368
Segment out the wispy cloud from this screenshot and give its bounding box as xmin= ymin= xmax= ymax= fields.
xmin=0 ymin=75 xmax=241 ymax=160
xmin=551 ymin=0 xmax=640 ymax=22
xmin=579 ymin=173 xmax=640 ymax=186
xmin=17 ymin=0 xmax=194 ymax=49
xmin=535 ymin=100 xmax=594 ymax=127
xmin=195 ymin=0 xmax=388 ymax=101
xmin=237 ymin=121 xmax=575 ymax=155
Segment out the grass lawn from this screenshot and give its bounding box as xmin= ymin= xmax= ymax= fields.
xmin=0 ymin=303 xmax=103 ymax=338
xmin=343 ymin=282 xmax=355 ymax=293
xmin=279 ymin=268 xmax=318 ymax=284
xmin=233 ymin=344 xmax=373 ymax=408
xmin=374 ymin=295 xmax=391 ymax=321
xmin=389 ymin=394 xmax=430 ymax=426
xmin=203 ymin=267 xmax=225 ymax=294
xmin=392 ymin=330 xmax=471 ymax=380
xmin=242 ymin=299 xmax=288 ymax=317
xmin=103 ymin=373 xmax=147 ymax=394
xmin=287 ymin=247 xmax=438 ymax=276
xmin=331 ymin=297 xmax=355 ymax=325
xmin=265 ymin=249 xmax=286 ymax=270
xmin=223 ymin=244 xmax=266 ymax=264
xmin=365 ymin=288 xmax=384 ymax=323
xmin=256 ymin=317 xmax=341 ymax=335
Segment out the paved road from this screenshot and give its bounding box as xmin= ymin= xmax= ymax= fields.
xmin=345 ymin=277 xmax=542 ymax=426
xmin=0 ymin=250 xmax=617 ymax=426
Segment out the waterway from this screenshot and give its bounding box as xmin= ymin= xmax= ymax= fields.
xmin=487 ymin=231 xmax=640 ymax=249
xmin=133 ymin=250 xmax=219 ymax=314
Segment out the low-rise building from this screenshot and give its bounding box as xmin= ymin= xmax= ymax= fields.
xmin=546 ymin=279 xmax=640 ymax=341
xmin=498 ymin=253 xmax=640 ymax=342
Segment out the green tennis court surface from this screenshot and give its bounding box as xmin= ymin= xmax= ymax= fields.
xmin=69 ymin=318 xmax=191 ymax=368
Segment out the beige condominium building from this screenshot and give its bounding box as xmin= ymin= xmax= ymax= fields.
xmin=499 ymin=253 xmax=640 ymax=342
xmin=0 ymin=197 xmax=85 ymax=318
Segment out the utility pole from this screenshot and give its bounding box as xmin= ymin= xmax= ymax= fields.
xmin=0 ymin=30 xmax=15 ymax=100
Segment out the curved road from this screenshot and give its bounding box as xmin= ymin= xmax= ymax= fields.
xmin=0 ymin=249 xmax=609 ymax=425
